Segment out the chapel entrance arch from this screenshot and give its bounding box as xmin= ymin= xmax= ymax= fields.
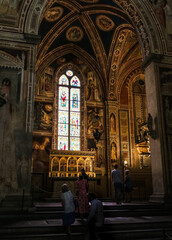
xmin=26 ymin=0 xmax=171 ymax=203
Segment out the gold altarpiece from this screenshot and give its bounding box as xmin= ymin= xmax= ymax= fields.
xmin=49 ymin=150 xmax=96 ymax=178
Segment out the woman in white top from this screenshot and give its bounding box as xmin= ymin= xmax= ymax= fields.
xmin=61 ymin=183 xmax=75 ymax=236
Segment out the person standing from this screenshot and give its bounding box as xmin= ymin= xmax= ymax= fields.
xmin=86 ymin=193 xmax=104 ymax=240
xmin=75 ymin=175 xmax=89 ymax=223
xmin=61 ymin=184 xmax=75 ymax=237
xmin=81 ymin=168 xmax=89 ymax=192
xmin=111 ymin=164 xmax=123 ymax=204
xmin=124 ymin=170 xmax=133 ymax=202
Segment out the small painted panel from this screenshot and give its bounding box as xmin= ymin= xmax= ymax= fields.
xmin=96 ymin=15 xmax=115 ymax=31
xmin=58 ymin=137 xmax=68 ymax=150
xmin=70 ymin=88 xmax=80 ymax=111
xmin=45 ymin=7 xmax=63 ymax=22
xmin=66 ymin=70 xmax=73 ymax=77
xmin=70 ymin=137 xmax=80 ymax=151
xmin=59 ymin=74 xmax=69 ymax=85
xmin=58 ymin=111 xmax=68 ymax=135
xmin=71 ymin=75 xmax=80 ymax=87
xmin=70 ymin=112 xmax=80 ymax=136
xmin=66 ymin=26 xmax=83 ymax=42
xmin=59 ymin=87 xmax=69 ymax=110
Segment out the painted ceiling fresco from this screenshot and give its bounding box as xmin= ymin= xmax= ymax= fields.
xmin=37 ymin=0 xmax=142 ymax=100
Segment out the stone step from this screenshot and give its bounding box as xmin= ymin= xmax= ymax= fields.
xmin=1 ymin=216 xmax=172 ymax=234
xmin=1 ymin=202 xmax=172 ymax=223
xmin=0 ymin=208 xmax=171 ymax=222
xmin=0 ymin=228 xmax=171 ymax=240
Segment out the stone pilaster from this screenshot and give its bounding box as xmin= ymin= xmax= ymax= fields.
xmin=144 ymin=57 xmax=170 ymax=203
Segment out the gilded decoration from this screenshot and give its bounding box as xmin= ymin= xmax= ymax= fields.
xmin=36 ymin=67 xmax=54 ymax=97
xmin=34 ymin=102 xmax=53 ymax=131
xmin=87 ymin=108 xmax=103 ymax=136
xmin=119 ymin=110 xmax=130 ymax=166
xmin=66 ymin=26 xmax=83 ymax=42
xmin=96 ymin=15 xmax=115 ymax=31
xmin=118 ymin=0 xmax=150 ymax=56
xmin=111 ymin=142 xmax=117 ymax=162
xmin=49 ymin=150 xmax=96 ymax=177
xmin=45 ymin=7 xmax=63 ymax=22
xmin=110 ymin=113 xmax=116 ymax=134
xmin=32 ymin=137 xmax=51 ymax=172
xmin=118 ymin=34 xmax=125 ymax=42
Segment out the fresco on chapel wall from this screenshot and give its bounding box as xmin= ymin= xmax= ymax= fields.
xmin=86 ymin=71 xmax=102 ymax=102
xmin=32 ymin=136 xmax=51 ymax=172
xmin=150 ymin=0 xmax=172 ymax=38
xmin=87 ymin=107 xmax=104 ymax=136
xmin=0 ymin=77 xmax=17 ymax=195
xmin=110 ymin=113 xmax=116 ymax=134
xmin=0 ymin=68 xmax=31 ymax=196
xmin=119 ymin=110 xmax=131 ymax=166
xmin=133 ymin=80 xmax=147 ymax=143
xmin=160 ymin=67 xmax=172 ymax=84
xmin=36 ymin=67 xmax=54 ymax=97
xmin=0 ymin=0 xmax=23 ymax=26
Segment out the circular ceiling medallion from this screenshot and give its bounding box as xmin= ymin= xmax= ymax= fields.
xmin=96 ymin=15 xmax=115 ymax=31
xmin=118 ymin=34 xmax=125 ymax=42
xmin=45 ymin=7 xmax=63 ymax=22
xmin=111 ymin=64 xmax=117 ymax=71
xmin=66 ymin=26 xmax=83 ymax=42
xmin=115 ymin=49 xmax=120 ymax=55
xmin=79 ymin=0 xmax=99 ymax=3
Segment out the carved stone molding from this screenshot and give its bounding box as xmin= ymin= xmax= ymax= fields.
xmin=0 ymin=50 xmax=24 ymax=69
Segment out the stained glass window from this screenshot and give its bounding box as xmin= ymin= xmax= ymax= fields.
xmin=59 ymin=87 xmax=69 ymax=111
xmin=59 ymin=74 xmax=69 ymax=85
xmin=70 ymin=88 xmax=80 ymax=111
xmin=66 ymin=70 xmax=73 ymax=77
xmin=71 ymin=76 xmax=80 ymax=86
xmin=57 ymin=70 xmax=81 ymax=150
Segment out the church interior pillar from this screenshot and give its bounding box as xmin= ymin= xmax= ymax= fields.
xmin=144 ymin=60 xmax=169 ymax=203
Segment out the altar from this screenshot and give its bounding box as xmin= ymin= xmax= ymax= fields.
xmin=49 ymin=150 xmax=96 ymax=177
xmin=49 ymin=150 xmax=97 ymax=197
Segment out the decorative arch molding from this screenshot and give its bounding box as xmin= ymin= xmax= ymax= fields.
xmin=36 ymin=44 xmax=106 ymax=98
xmin=24 ymin=0 xmax=47 ymax=34
xmin=128 ymin=73 xmax=145 ymax=95
xmin=108 ymin=24 xmax=135 ymax=67
xmin=24 ymin=0 xmax=167 ymax=58
xmin=0 ymin=50 xmax=25 ymax=69
xmin=117 ymin=66 xmax=143 ymax=102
